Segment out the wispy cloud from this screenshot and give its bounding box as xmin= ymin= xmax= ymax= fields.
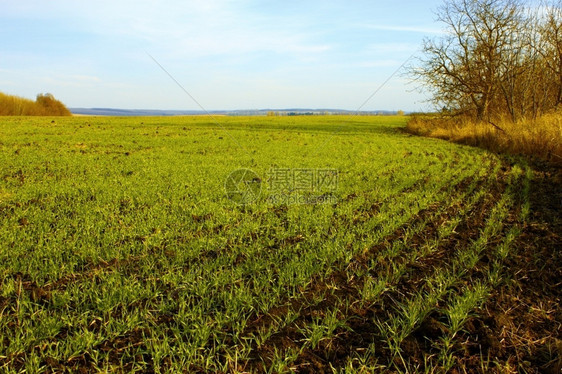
xmin=62 ymin=0 xmax=334 ymax=60
xmin=355 ymin=60 xmax=412 ymax=69
xmin=0 ymin=0 xmax=439 ymax=110
xmin=359 ymin=24 xmax=443 ymax=35
xmin=364 ymin=42 xmax=421 ymax=55
xmin=41 ymin=74 xmax=101 ymax=87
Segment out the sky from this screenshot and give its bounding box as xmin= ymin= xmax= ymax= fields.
xmin=0 ymin=0 xmax=445 ymax=111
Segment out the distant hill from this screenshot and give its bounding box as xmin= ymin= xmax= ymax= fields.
xmin=70 ymin=108 xmax=208 ymax=116
xmin=0 ymin=92 xmax=71 ymax=116
xmin=69 ymin=108 xmax=402 ymax=116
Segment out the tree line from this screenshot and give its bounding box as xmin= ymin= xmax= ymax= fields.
xmin=413 ymin=0 xmax=562 ymax=122
xmin=0 ymin=92 xmax=71 ymax=116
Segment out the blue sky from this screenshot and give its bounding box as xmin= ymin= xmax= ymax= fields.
xmin=0 ymin=0 xmax=444 ymax=111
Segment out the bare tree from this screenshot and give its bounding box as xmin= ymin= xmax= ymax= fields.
xmin=412 ymin=0 xmax=562 ymax=122
xmin=537 ymin=0 xmax=562 ymax=107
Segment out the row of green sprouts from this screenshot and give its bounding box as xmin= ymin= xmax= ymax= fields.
xmin=0 ymin=116 xmax=531 ymax=373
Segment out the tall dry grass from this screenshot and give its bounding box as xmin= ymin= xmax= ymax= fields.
xmin=0 ymin=92 xmax=71 ymax=116
xmin=407 ymin=112 xmax=562 ymax=166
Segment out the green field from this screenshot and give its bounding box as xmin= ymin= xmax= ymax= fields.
xmin=0 ymin=115 xmax=544 ymax=372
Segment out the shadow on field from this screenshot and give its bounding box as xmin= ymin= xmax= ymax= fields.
xmin=472 ymin=163 xmax=562 ymax=373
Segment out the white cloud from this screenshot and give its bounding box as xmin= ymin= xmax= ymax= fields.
xmin=364 ymin=42 xmax=420 ymax=55
xmin=355 ymin=60 xmax=410 ymax=68
xmin=68 ymin=74 xmax=101 ymax=83
xmin=54 ymin=0 xmax=333 ymax=60
xmin=0 ymin=0 xmax=437 ymax=110
xmin=41 ymin=74 xmax=101 ymax=87
xmin=360 ymin=24 xmax=444 ymax=35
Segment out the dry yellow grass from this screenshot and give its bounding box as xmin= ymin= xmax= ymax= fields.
xmin=0 ymin=92 xmax=71 ymax=116
xmin=407 ymin=112 xmax=562 ymax=166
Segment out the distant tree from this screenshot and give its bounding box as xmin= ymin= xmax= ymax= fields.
xmin=0 ymin=92 xmax=71 ymax=116
xmin=36 ymin=93 xmax=71 ymax=116
xmin=397 ymin=110 xmax=405 ymax=116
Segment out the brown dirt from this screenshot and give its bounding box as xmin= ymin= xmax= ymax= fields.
xmin=232 ymin=162 xmax=561 ymax=373
xmin=3 ymin=161 xmax=558 ymax=373
xmin=452 ymin=164 xmax=562 ymax=373
xmin=235 ymin=172 xmax=503 ymax=373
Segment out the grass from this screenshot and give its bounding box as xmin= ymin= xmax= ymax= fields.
xmin=406 ymin=112 xmax=562 ymax=166
xmin=0 ymin=115 xmax=557 ymax=373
